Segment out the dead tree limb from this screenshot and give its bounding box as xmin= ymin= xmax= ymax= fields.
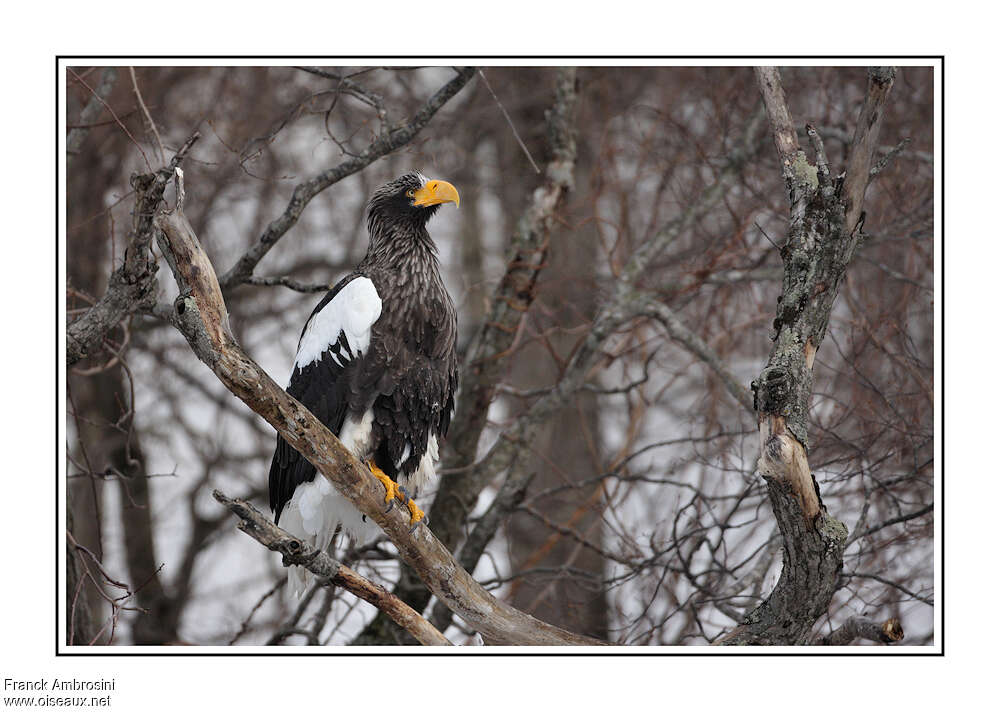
xmin=66 ymin=133 xmax=200 ymax=366
xmin=718 ymin=67 xmax=897 ymax=645
xmin=212 ymin=491 xmax=451 ymax=646
xmin=152 ymin=197 xmax=608 ymax=646
xmin=815 ymin=615 xmax=904 ymax=646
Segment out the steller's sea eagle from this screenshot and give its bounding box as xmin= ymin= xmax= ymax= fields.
xmin=268 ymin=172 xmax=460 ymax=595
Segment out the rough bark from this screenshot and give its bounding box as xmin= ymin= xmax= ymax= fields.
xmin=816 ymin=615 xmax=904 ymax=646
xmin=152 ymin=200 xmax=608 ymax=646
xmin=66 ymin=134 xmax=200 ymax=366
xmin=718 ymin=67 xmax=896 ymax=645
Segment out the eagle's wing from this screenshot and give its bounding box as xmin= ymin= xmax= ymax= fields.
xmin=268 ymin=274 xmax=382 ymax=523
xmin=364 ymin=287 xmax=458 ymax=489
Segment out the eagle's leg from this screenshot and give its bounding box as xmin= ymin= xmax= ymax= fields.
xmin=367 ymin=461 xmax=400 ymax=511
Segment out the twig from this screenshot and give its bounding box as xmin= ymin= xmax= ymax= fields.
xmin=245 ymin=275 xmax=333 ymax=293
xmin=128 ymin=67 xmax=166 ymax=165
xmin=478 ymin=69 xmax=541 ymax=174
xmin=869 ymin=138 xmax=911 ymax=181
xmin=642 ymin=299 xmax=755 ymax=414
xmin=850 ymin=502 xmax=932 ymax=543
xmin=67 ymin=67 xmax=151 ymax=171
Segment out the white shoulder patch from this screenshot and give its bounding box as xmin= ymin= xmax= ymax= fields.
xmin=294 ymin=277 xmax=382 ymax=370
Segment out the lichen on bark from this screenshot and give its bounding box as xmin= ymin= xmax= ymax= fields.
xmin=723 ymin=66 xmax=897 ymax=646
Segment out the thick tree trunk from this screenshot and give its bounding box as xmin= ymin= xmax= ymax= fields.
xmin=719 ymin=67 xmax=896 ymax=645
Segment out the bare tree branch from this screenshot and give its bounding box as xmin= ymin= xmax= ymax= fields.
xmin=815 ymin=616 xmax=904 ymax=646
xmin=217 ymin=67 xmax=477 ymax=290
xmin=642 ymin=299 xmax=755 ymax=414
xmin=128 ymin=67 xmax=166 ymax=165
xmin=67 ymin=67 xmax=118 ymax=159
xmin=843 ymin=67 xmax=898 ymax=231
xmin=67 ymin=133 xmax=200 ymax=366
xmin=213 ymin=491 xmax=451 ymax=646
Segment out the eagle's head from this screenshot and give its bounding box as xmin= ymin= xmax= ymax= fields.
xmin=366 ymin=172 xmax=460 ymax=233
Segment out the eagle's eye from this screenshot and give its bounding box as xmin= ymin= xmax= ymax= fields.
xmin=406 ymin=189 xmax=416 ymax=198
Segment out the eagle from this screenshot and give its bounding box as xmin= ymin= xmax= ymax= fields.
xmin=268 ymin=172 xmax=460 ymax=594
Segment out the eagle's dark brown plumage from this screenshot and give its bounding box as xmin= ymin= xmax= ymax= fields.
xmin=267 ymin=172 xmax=459 ymax=595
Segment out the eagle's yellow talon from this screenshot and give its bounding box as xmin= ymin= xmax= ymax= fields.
xmin=367 ymin=461 xmax=397 ymax=504
xmin=406 ymin=499 xmax=425 ymax=526
xmin=367 ymin=461 xmax=424 ymax=527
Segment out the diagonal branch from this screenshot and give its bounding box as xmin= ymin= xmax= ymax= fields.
xmin=641 ymin=299 xmax=755 ymax=414
xmin=842 ymin=67 xmax=897 ymax=232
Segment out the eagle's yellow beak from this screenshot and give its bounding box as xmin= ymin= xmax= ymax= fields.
xmin=412 ymin=179 xmax=460 ymax=208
